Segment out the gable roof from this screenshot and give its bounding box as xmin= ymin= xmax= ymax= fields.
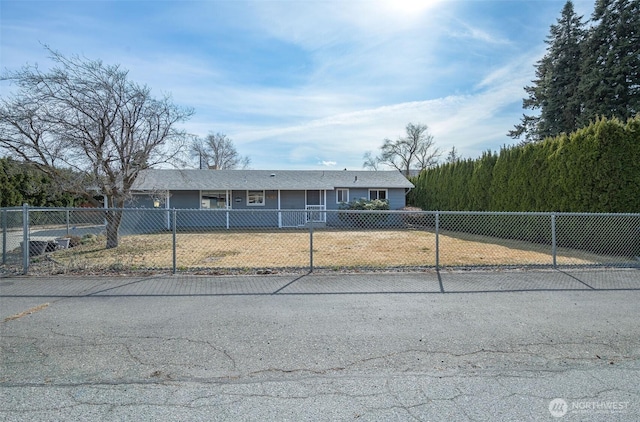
xmin=132 ymin=169 xmax=414 ymax=191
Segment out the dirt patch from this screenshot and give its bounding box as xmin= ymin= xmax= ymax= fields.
xmin=42 ymin=228 xmax=611 ymax=273
xmin=3 ymin=303 xmax=50 ymax=323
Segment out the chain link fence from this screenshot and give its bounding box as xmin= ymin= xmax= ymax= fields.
xmin=2 ymin=206 xmax=639 ymax=276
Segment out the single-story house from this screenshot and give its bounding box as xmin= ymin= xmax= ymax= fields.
xmin=128 ymin=169 xmax=414 ymax=229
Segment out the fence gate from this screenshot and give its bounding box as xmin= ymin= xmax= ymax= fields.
xmin=280 ymin=210 xmax=306 ymax=228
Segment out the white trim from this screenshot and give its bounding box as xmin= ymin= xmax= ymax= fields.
xmin=277 ymin=190 xmax=282 ymax=228
xmin=368 ymin=188 xmax=388 ymax=201
xmin=246 ymin=190 xmax=265 ymax=206
xmin=336 ymin=188 xmax=349 ymax=204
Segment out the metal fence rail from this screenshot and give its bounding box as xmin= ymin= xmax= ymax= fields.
xmin=2 ymin=205 xmax=639 ymax=276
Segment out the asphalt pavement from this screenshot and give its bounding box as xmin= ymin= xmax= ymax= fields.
xmin=1 ymin=269 xmax=639 ymax=421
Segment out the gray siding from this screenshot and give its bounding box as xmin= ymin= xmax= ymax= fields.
xmin=347 ymin=188 xmax=371 ymax=203
xmin=127 ymin=190 xmax=199 ymax=209
xmin=125 ymin=187 xmax=408 ymax=229
xmin=387 ymin=188 xmax=408 ymax=210
xmin=280 ymin=190 xmax=305 ymax=209
xmin=229 ymin=190 xmax=279 ymax=210
xmin=170 ymin=191 xmax=200 ymax=209
xmin=129 ymin=194 xmax=155 ymax=208
xmin=329 ymin=187 xmax=408 ymax=210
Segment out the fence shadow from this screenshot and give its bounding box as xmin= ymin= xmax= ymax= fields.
xmin=1 ymin=269 xmax=638 ymax=298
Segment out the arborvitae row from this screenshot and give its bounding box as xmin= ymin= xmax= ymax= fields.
xmin=408 ymin=116 xmax=640 ymax=213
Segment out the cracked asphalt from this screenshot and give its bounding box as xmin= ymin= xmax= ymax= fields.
xmin=1 ymin=269 xmax=639 ymax=421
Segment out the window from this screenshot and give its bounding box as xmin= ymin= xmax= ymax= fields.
xmin=336 ymin=189 xmax=349 ymax=204
xmin=247 ymin=190 xmax=265 ymax=206
xmin=369 ymin=189 xmax=388 ymax=201
xmin=201 ymin=191 xmax=228 ymax=209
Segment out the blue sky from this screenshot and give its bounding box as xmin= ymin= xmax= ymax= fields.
xmin=1 ymin=0 xmax=594 ymax=170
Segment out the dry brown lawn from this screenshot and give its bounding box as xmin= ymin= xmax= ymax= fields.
xmin=48 ymin=228 xmax=617 ymax=271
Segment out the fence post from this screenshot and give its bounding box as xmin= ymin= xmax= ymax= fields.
xmin=551 ymin=213 xmax=557 ymax=268
xmin=172 ymin=209 xmax=177 ymax=275
xmin=309 ymin=216 xmax=314 ymax=273
xmin=2 ymin=209 xmax=6 ymax=265
xmin=22 ymin=203 xmax=29 ymax=275
xmin=66 ymin=208 xmax=70 ymax=236
xmin=435 ymin=212 xmax=440 ymax=271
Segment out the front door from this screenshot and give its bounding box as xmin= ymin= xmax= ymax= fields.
xmin=306 ymin=190 xmax=326 ymax=223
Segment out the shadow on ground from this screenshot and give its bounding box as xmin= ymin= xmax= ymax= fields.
xmin=0 ymin=268 xmax=638 ymax=298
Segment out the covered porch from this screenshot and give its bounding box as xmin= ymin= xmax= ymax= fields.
xmin=278 ymin=190 xmax=326 ymax=228
xmin=199 ymin=189 xmax=327 ymax=228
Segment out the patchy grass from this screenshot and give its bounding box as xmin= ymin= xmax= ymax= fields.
xmin=43 ymin=228 xmax=616 ymax=273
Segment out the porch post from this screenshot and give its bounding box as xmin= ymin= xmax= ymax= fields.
xmin=226 ymin=190 xmax=230 ymax=229
xmin=278 ymin=190 xmax=282 ymax=228
xmin=304 ymin=190 xmax=308 ymax=224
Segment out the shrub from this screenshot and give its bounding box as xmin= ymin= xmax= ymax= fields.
xmin=66 ymin=235 xmax=82 ymax=248
xmin=338 ymin=198 xmax=389 ymax=227
xmin=81 ymin=233 xmax=104 ymax=245
xmin=399 ymin=206 xmax=429 ymax=227
xmin=340 ymin=198 xmax=389 ymax=211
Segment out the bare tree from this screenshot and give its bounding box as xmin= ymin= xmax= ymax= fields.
xmin=192 ymin=132 xmax=250 ymax=170
xmin=365 ymin=123 xmax=440 ymax=177
xmin=0 ymin=47 xmax=194 ymax=248
xmin=362 ymin=151 xmax=380 ymax=171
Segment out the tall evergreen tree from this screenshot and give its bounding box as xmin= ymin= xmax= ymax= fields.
xmin=509 ymin=1 xmax=586 ymax=143
xmin=578 ymin=0 xmax=640 ymax=126
xmin=540 ymin=1 xmax=586 ymax=136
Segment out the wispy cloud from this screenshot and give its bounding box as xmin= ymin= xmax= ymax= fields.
xmin=449 ymin=19 xmax=512 ymax=45
xmin=211 ymin=48 xmax=539 ymax=169
xmin=1 ymin=0 xmax=580 ymax=170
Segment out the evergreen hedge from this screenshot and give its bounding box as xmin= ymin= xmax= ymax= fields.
xmin=0 ymin=158 xmax=80 ymax=207
xmin=407 ymin=117 xmax=640 ymax=257
xmin=408 ymin=116 xmax=640 ymax=213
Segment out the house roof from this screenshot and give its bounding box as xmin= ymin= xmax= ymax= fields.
xmin=132 ymin=169 xmax=414 ymax=191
